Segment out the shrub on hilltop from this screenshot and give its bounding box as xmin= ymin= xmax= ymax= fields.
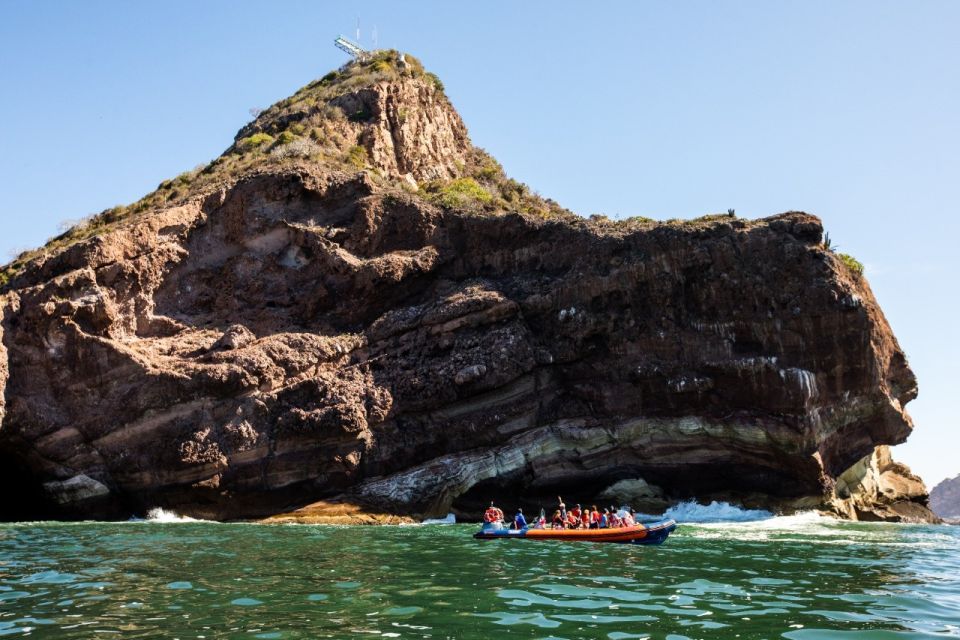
xmin=838 ymin=253 xmax=864 ymax=276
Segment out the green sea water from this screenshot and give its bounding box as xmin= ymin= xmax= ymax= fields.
xmin=1 ymin=512 xmax=958 ymax=639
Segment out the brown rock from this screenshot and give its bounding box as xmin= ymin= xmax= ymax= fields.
xmin=330 ymin=79 xmax=470 ymax=182
xmin=0 ymin=58 xmax=934 ymax=523
xmin=831 ymin=445 xmax=936 ymax=522
xmin=260 ymin=499 xmax=416 ymax=525
xmin=212 ymin=325 xmax=256 ymax=351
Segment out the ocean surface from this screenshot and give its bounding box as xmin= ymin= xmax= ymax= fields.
xmin=1 ymin=503 xmax=958 ymax=639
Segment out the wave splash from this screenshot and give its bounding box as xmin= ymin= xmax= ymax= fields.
xmin=421 ymin=513 xmax=456 ymax=525
xmin=662 ymin=500 xmax=774 ymax=523
xmin=144 ymin=507 xmax=200 ymax=523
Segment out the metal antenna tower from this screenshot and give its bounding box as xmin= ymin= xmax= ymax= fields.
xmin=334 ymin=34 xmax=368 ymax=61
xmin=372 ymin=25 xmax=378 ymax=48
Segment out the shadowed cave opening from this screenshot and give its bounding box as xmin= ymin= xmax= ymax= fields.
xmin=450 ymin=473 xmax=645 ymax=522
xmin=0 ymin=445 xmax=60 ymax=521
xmin=447 ymin=461 xmax=822 ymax=523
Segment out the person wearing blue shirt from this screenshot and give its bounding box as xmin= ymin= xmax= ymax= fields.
xmin=513 ymin=508 xmax=527 ymax=529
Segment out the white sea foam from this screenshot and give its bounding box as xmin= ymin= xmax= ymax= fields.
xmin=663 ymin=500 xmax=774 ymax=523
xmin=421 ymin=513 xmax=456 ymax=525
xmin=144 ymin=507 xmax=200 ymax=523
xmin=670 ymin=504 xmax=855 ymax=544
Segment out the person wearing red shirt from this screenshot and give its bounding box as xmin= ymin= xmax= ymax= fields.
xmin=589 ymin=505 xmax=602 ymax=529
xmin=551 ymin=510 xmax=564 ymax=529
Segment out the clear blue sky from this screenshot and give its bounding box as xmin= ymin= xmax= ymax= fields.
xmin=1 ymin=2 xmax=957 ymax=486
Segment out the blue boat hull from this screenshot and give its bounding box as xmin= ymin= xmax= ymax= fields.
xmin=631 ymin=520 xmax=676 ymax=544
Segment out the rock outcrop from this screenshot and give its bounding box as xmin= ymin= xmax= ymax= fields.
xmin=931 ymin=475 xmax=960 ymax=520
xmin=0 ymin=51 xmax=935 ymax=522
xmin=831 ymin=446 xmax=935 ymax=522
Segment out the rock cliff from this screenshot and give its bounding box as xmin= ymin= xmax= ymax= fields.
xmin=0 ymin=51 xmax=935 ymax=522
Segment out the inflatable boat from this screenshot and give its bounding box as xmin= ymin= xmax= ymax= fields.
xmin=473 ymin=519 xmax=677 ymax=545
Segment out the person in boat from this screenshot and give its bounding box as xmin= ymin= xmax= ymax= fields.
xmin=580 ymin=507 xmax=591 ymax=529
xmin=565 ymin=510 xmax=580 ymax=529
xmin=483 ymin=501 xmax=505 ymax=529
xmin=622 ymin=508 xmax=636 ymax=527
xmin=551 ymin=509 xmax=564 ymax=529
xmin=600 ymin=508 xmax=610 ymax=528
xmin=608 ymin=508 xmax=622 ymax=528
xmin=569 ymin=503 xmax=582 ymax=522
xmin=534 ymin=509 xmax=547 ymax=529
xmin=513 ymin=508 xmax=527 ymax=530
xmin=589 ymin=505 xmax=602 ymax=529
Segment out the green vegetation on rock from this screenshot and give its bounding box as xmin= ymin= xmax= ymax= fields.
xmin=423 ymin=177 xmax=492 ymax=209
xmin=425 ymin=72 xmax=444 ymax=93
xmin=821 ymin=231 xmax=864 ymax=277
xmin=837 ymin=252 xmax=864 ymax=276
xmin=240 ymin=133 xmax=275 ymax=149
xmin=452 ymin=148 xmax=574 ymax=220
xmin=346 ymin=145 xmax=368 ymax=169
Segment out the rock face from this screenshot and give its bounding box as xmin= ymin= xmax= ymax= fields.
xmin=236 ymin=72 xmax=470 ymax=184
xmin=832 ymin=446 xmax=934 ymax=522
xmin=0 ymin=55 xmax=935 ymax=522
xmin=931 ymin=475 xmax=960 ymax=520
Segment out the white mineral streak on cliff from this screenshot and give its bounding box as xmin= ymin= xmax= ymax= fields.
xmin=779 ymin=367 xmax=819 ymax=402
xmin=726 ymin=356 xmax=779 ymax=369
xmin=692 ymin=320 xmax=736 ymax=342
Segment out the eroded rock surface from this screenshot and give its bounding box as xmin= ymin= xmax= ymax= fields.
xmin=0 ymin=61 xmax=934 ymax=522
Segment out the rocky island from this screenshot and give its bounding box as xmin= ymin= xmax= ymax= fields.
xmin=0 ymin=50 xmax=935 ymax=523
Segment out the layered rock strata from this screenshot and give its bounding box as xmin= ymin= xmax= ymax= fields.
xmin=0 ymin=57 xmax=934 ymax=522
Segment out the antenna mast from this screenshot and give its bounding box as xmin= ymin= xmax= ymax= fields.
xmin=334 ymin=34 xmax=369 ymax=62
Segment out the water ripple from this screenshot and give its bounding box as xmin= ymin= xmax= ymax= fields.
xmin=0 ymin=520 xmax=956 ymax=638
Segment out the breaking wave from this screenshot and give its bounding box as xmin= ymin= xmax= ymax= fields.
xmin=144 ymin=507 xmax=201 ymax=523
xmin=421 ymin=513 xmax=456 ymax=525
xmin=661 ymin=500 xmax=775 ymax=523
